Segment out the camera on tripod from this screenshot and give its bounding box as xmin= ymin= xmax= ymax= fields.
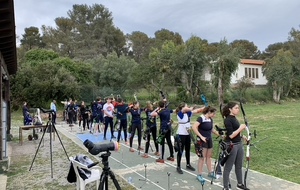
xmin=83 ymin=140 xmax=119 ymax=155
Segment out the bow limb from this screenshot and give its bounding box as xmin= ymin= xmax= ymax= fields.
xmin=245 ymin=126 xmax=251 ymax=160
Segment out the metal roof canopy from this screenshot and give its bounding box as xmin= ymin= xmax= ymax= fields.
xmin=0 ymin=0 xmax=17 ymax=75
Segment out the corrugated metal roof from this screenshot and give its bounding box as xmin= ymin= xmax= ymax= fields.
xmin=0 ymin=0 xmax=17 ymax=75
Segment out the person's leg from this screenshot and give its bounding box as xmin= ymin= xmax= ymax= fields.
xmin=82 ymin=116 xmax=86 ymax=130
xmin=109 ymin=117 xmax=114 ymax=137
xmin=176 ymin=135 xmax=185 ymax=173
xmin=185 ymin=135 xmax=192 ymax=165
xmin=198 ymin=148 xmax=207 ymax=175
xmin=137 ymin=124 xmax=142 ymax=149
xmin=151 ymin=126 xmax=159 ymax=153
xmin=129 ymin=124 xmax=137 ymax=151
xmin=223 ymin=144 xmax=238 ymax=189
xmin=145 ymin=133 xmax=150 ymax=153
xmin=165 ymin=130 xmax=174 ymax=158
xmin=117 ymin=124 xmax=122 ymax=142
xmin=103 ymin=117 xmax=109 ymax=139
xmin=122 ymin=119 xmax=128 ymax=142
xmin=235 ymin=143 xmax=244 ymax=185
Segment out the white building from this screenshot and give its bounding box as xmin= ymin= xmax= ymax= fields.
xmin=231 ymin=59 xmax=267 ymax=85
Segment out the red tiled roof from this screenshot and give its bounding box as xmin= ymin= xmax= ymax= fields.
xmin=240 ymin=59 xmax=265 ymax=65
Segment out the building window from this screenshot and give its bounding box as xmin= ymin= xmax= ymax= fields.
xmin=255 ymin=68 xmax=258 ymax=79
xmin=245 ymin=67 xmax=259 ymax=79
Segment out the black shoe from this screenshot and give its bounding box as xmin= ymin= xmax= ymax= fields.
xmin=186 ymin=164 xmax=195 ymax=171
xmin=237 ymin=184 xmax=250 ymax=190
xmin=176 ymin=167 xmax=183 ymax=174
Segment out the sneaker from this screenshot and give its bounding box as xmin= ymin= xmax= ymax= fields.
xmin=186 ymin=164 xmax=196 ymax=171
xmin=125 ymin=141 xmax=129 ymax=145
xmin=156 ymin=158 xmax=164 ymax=163
xmin=154 ymin=152 xmax=160 ymax=156
xmin=196 ymin=175 xmax=205 ymax=183
xmin=103 ymin=137 xmax=107 ymax=140
xmin=129 ymin=148 xmax=134 ymax=152
xmin=208 ymin=172 xmax=216 ymax=179
xmin=176 ymin=167 xmax=183 ymax=174
xmin=141 ymin=154 xmax=149 ymax=158
xmin=237 ymin=184 xmax=250 ymax=190
xmin=223 ymin=188 xmax=230 ymax=190
xmin=167 ymin=157 xmax=175 ymax=161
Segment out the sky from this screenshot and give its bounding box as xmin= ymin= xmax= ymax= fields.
xmin=14 ymin=0 xmax=300 ymax=51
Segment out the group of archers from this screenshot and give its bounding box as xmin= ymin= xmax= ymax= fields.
xmin=62 ymin=96 xmax=250 ymax=190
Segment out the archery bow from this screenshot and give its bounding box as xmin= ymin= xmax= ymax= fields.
xmin=239 ymin=101 xmax=251 ymax=189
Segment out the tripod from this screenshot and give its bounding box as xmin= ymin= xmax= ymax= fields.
xmin=29 ymin=108 xmax=69 ymax=178
xmin=98 ymin=151 xmax=121 ymax=190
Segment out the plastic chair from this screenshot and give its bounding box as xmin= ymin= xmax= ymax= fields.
xmin=69 ymin=156 xmax=101 ymax=190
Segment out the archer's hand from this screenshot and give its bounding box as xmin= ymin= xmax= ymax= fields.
xmin=240 ymin=124 xmax=247 ymax=130
xmin=242 ymin=135 xmax=248 ymax=142
xmin=200 ymin=136 xmax=207 ymax=143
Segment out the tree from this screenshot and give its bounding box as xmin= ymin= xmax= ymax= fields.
xmin=149 ymin=40 xmax=180 ymax=94
xmin=20 ymin=26 xmax=44 ymax=50
xmin=11 ymin=49 xmax=91 ymax=107
xmin=287 ymin=27 xmax=300 ymax=97
xmin=230 ymin=39 xmax=260 ymax=59
xmin=235 ymin=76 xmax=255 ymax=99
xmin=263 ymin=49 xmax=293 ymax=103
xmin=154 ymin=28 xmax=184 ymax=49
xmin=41 ymin=4 xmax=126 ymax=60
xmin=178 ymin=36 xmax=208 ymax=103
xmin=211 ymin=39 xmax=241 ymax=104
xmin=128 ymin=31 xmax=152 ymax=63
xmin=95 ymin=52 xmax=138 ymax=94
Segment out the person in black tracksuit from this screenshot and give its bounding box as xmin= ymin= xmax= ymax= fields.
xmin=115 ymin=98 xmax=129 ymax=144
xmin=79 ymin=101 xmax=90 ymax=130
xmin=128 ymin=101 xmax=143 ymax=152
xmin=151 ymin=100 xmax=174 ymax=163
xmin=67 ymin=101 xmax=75 ymax=126
xmin=141 ymin=101 xmax=160 ymax=158
xmin=222 ymin=102 xmax=249 ymax=190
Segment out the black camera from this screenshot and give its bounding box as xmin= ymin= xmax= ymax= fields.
xmin=83 ymin=140 xmax=119 ymax=155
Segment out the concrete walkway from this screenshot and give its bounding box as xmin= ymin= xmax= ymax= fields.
xmin=55 ymin=122 xmax=300 ymax=190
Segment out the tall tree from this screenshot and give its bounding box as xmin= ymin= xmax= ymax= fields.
xmin=178 ymin=36 xmax=208 ymax=102
xmin=154 ymin=28 xmax=184 ymax=49
xmin=230 ymin=39 xmax=260 ymax=59
xmin=287 ymin=27 xmax=300 ymax=97
xmin=95 ymin=52 xmax=138 ymax=94
xmin=263 ymin=49 xmax=293 ymax=103
xmin=128 ymin=31 xmax=154 ymax=63
xmin=41 ymin=4 xmax=126 ymax=60
xmin=149 ymin=40 xmax=180 ymax=94
xmin=20 ymin=26 xmax=44 ymax=50
xmin=211 ymin=39 xmax=241 ymax=104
